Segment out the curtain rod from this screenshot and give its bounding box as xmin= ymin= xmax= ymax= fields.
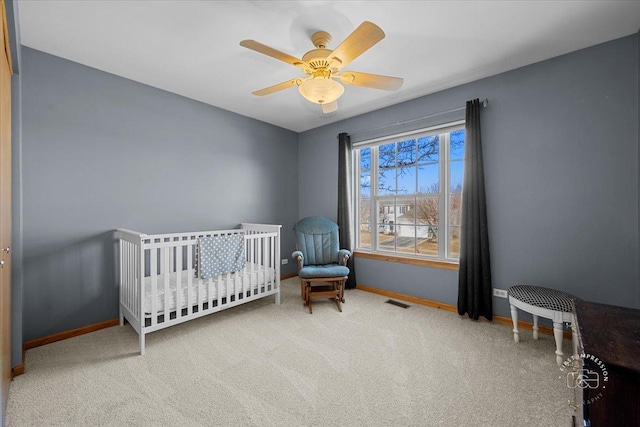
xmin=349 ymin=98 xmax=488 ymax=141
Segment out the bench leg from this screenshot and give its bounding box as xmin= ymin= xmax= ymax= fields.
xmin=510 ymin=304 xmax=519 ymax=343
xmin=532 ymin=315 xmax=539 ymax=340
xmin=553 ymin=321 xmax=564 ymax=365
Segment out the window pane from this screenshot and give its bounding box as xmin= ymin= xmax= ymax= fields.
xmin=397 ymin=167 xmax=416 ymax=194
xmin=449 ymin=226 xmax=460 ymax=258
xmin=396 ymin=225 xmax=416 ymax=254
xmin=449 ymin=193 xmax=462 ymax=227
xmin=416 ymin=197 xmax=439 ymax=256
xmin=397 ymin=139 xmax=416 ymax=166
xmin=417 ymin=225 xmax=438 ymax=257
xmin=377 ymin=199 xmax=395 ymax=225
xmin=359 ymin=223 xmax=371 ymax=249
xmin=360 ymin=173 xmax=371 ymax=198
xmin=418 ymin=164 xmax=439 ymax=194
xmin=396 ymin=196 xmax=415 ymax=225
xmin=360 ymin=199 xmax=371 ymax=225
xmin=378 ymin=169 xmax=395 ymax=195
xmin=377 ymin=198 xmax=396 ymax=252
xmin=377 ymin=233 xmax=395 ymax=251
xmin=418 ymin=135 xmax=439 ymax=164
xmin=379 ymin=143 xmax=395 ymax=169
xmin=360 ymin=148 xmax=371 ymax=171
xmin=450 ymin=130 xmax=465 ymax=160
xmin=450 ymin=161 xmax=463 ymax=193
xmin=416 ymin=197 xmax=438 ymax=228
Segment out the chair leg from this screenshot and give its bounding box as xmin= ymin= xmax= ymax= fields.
xmin=307 ymin=284 xmax=313 ymax=314
xmin=334 ymin=281 xmax=343 ymax=312
xmin=302 ymin=280 xmax=309 ymax=306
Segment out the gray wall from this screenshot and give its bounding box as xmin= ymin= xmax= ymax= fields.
xmin=298 ymin=34 xmax=639 ymax=321
xmin=21 ymin=47 xmax=299 ymax=342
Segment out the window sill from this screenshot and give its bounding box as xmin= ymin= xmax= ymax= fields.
xmin=353 ymin=251 xmax=459 ymax=271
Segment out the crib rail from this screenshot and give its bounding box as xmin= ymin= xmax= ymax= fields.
xmin=117 ymin=224 xmax=281 ymax=355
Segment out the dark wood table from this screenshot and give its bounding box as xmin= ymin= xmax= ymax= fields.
xmin=571 ymin=300 xmax=640 ymax=426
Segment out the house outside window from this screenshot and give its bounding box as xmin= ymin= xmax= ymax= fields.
xmin=354 ymin=121 xmax=465 ymax=262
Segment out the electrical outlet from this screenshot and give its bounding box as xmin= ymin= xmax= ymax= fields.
xmin=493 ymin=288 xmax=508 ymax=298
xmin=281 ymin=259 xmax=288 ymax=265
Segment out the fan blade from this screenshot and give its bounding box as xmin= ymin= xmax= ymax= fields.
xmin=339 ymin=71 xmax=403 ymax=91
xmin=252 ymin=79 xmax=301 ymax=96
xmin=321 ymin=100 xmax=338 ymax=114
xmin=327 ymin=21 xmax=385 ymax=70
xmin=240 ymin=40 xmax=306 ymax=68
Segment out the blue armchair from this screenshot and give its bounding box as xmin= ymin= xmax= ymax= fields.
xmin=292 ymin=216 xmax=351 ymax=313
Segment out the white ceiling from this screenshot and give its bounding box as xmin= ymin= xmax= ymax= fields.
xmin=17 ymin=1 xmax=640 ymax=133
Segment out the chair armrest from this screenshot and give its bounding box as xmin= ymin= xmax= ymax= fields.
xmin=292 ymin=250 xmax=304 ymax=270
xmin=338 ymin=249 xmax=351 ymax=266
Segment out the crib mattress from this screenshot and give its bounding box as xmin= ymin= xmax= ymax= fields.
xmin=143 ymin=263 xmax=275 ymax=315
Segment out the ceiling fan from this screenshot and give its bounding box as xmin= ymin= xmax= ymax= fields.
xmin=240 ymin=21 xmax=403 ymax=114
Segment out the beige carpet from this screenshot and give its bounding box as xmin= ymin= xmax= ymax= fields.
xmin=7 ymin=278 xmax=575 ymax=426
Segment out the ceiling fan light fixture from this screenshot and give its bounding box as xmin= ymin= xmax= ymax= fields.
xmin=241 ymin=21 xmax=402 ymax=110
xmin=298 ymin=77 xmax=344 ymax=105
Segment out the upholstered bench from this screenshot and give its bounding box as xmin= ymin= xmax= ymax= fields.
xmin=508 ymin=285 xmax=580 ymax=365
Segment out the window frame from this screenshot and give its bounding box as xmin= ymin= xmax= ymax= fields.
xmin=353 ymin=120 xmax=465 ymax=263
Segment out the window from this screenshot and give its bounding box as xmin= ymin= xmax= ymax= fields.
xmin=355 ymin=122 xmax=465 ymax=262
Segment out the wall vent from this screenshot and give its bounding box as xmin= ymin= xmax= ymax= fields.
xmin=385 ymin=299 xmax=410 ymax=309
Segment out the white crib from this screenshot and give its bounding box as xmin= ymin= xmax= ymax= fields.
xmin=117 ymin=223 xmax=281 ymax=354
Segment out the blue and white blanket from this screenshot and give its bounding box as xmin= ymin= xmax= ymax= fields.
xmin=197 ymin=234 xmax=246 ymax=279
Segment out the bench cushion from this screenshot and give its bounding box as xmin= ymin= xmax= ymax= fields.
xmin=508 ymin=285 xmax=580 ymax=313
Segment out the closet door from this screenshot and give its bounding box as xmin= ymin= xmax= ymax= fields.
xmin=0 ymin=0 xmax=11 ymax=423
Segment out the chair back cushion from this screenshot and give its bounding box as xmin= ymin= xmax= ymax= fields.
xmin=294 ymin=216 xmax=340 ymax=266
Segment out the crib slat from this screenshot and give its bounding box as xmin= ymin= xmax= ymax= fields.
xmin=236 ymin=263 xmax=242 ymax=299
xmin=250 ymin=237 xmax=255 ymax=295
xmin=270 ymin=235 xmax=275 ymax=290
xmin=127 ymin=242 xmax=132 ymax=314
xmin=169 ymin=242 xmax=175 ymax=276
xmin=259 ymin=236 xmax=264 ymax=293
xmin=130 ymin=242 xmax=135 ymax=316
xmin=187 ymin=243 xmax=193 ymax=316
xmin=127 ymin=242 xmax=132 ymax=313
xmin=150 ymin=248 xmax=157 ymax=326
xmin=208 ymin=275 xmax=214 ymax=311
xmin=163 ymin=246 xmax=170 ymax=322
xmin=176 ymin=244 xmax=183 ymax=320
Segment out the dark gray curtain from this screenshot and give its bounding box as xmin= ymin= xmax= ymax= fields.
xmin=337 ymin=132 xmax=357 ymax=289
xmin=457 ymin=99 xmax=492 ymax=320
